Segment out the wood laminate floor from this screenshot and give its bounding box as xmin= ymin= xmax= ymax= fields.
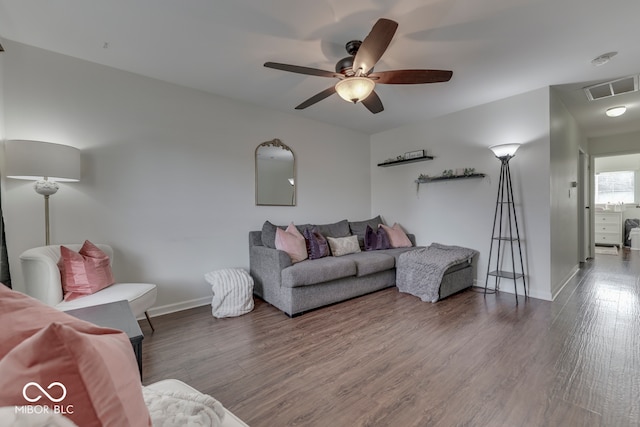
xmin=140 ymin=250 xmax=640 ymax=426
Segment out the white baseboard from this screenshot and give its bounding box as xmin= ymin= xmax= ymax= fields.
xmin=139 ymin=296 xmax=211 ymax=320
xmin=551 ymin=265 xmax=580 ymax=301
xmin=474 ymin=278 xmax=553 ymax=301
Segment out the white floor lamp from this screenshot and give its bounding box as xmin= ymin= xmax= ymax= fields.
xmin=5 ymin=140 xmax=81 ymax=245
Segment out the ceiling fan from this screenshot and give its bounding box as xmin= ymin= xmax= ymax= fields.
xmin=264 ymin=18 xmax=452 ymax=114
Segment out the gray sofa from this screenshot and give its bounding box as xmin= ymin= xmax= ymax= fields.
xmin=249 ymin=217 xmax=423 ymax=316
xmin=249 ymin=217 xmax=476 ymax=316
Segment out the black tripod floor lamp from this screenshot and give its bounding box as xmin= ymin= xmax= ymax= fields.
xmin=484 ymin=143 xmax=527 ymax=304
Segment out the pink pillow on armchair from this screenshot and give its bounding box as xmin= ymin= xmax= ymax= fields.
xmin=58 ymin=240 xmax=115 ymax=301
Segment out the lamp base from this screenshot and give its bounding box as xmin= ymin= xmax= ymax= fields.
xmin=34 ymin=180 xmax=59 ymax=196
xmin=33 ymin=179 xmax=58 ymax=245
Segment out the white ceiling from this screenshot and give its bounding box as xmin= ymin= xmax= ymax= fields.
xmin=1 ymin=0 xmax=639 ymax=137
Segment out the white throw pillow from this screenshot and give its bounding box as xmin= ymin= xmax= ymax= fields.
xmin=205 ymin=268 xmax=254 ymax=318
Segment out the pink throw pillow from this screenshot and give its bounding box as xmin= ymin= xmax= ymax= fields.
xmin=58 ymin=240 xmax=115 ymax=301
xmin=0 ymin=322 xmax=151 ymax=427
xmin=379 ymin=223 xmax=413 ymax=248
xmin=0 ymin=284 xmax=97 ymax=359
xmin=275 ymin=223 xmax=308 ymax=263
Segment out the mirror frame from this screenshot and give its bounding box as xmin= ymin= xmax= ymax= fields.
xmin=255 ymin=139 xmax=296 ymax=206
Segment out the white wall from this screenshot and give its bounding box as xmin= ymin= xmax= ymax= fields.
xmin=549 ymin=88 xmax=583 ymax=297
xmin=589 ymin=131 xmax=640 ymax=156
xmin=371 ymin=88 xmax=552 ymax=300
xmin=1 ymin=41 xmax=372 ymax=314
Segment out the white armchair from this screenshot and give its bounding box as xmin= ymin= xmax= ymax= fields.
xmin=19 ymin=243 xmax=157 ymax=330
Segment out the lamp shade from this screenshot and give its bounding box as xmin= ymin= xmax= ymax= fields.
xmin=5 ymin=140 xmax=81 ymax=182
xmin=489 ymin=143 xmax=520 ymax=159
xmin=335 ymin=77 xmax=375 ymax=103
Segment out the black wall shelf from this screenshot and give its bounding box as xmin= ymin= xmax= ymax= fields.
xmin=378 ymin=155 xmax=434 ymax=167
xmin=415 ymin=173 xmax=486 ymax=184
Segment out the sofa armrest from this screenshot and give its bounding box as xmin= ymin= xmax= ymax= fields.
xmin=249 ymin=245 xmax=292 ymax=296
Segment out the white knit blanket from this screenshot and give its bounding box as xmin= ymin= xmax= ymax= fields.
xmin=142 ymin=387 xmax=226 ymax=427
xmin=205 ymin=268 xmax=254 ymax=318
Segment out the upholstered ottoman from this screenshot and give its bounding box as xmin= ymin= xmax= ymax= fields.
xmin=397 ymin=244 xmax=477 ymax=302
xmin=205 ymin=268 xmax=254 ymax=318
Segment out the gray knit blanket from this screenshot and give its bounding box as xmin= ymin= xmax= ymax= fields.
xmin=397 ymin=243 xmax=478 ymax=303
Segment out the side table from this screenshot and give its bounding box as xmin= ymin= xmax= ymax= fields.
xmin=65 ymin=300 xmax=144 ymax=378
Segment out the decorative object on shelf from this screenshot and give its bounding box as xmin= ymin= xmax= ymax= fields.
xmin=464 ymin=168 xmax=475 ymax=176
xmin=415 ymin=172 xmax=486 ymax=192
xmin=404 ymin=149 xmax=425 ymax=160
xmin=484 ymin=143 xmax=527 ymax=304
xmin=377 ymin=153 xmax=433 ymax=167
xmin=442 ymin=169 xmax=454 ymax=177
xmin=5 ymin=140 xmax=81 ymax=245
xmin=415 ymin=172 xmax=485 ymax=183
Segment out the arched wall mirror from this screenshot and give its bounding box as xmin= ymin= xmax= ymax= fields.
xmin=255 ymin=139 xmax=296 ymax=206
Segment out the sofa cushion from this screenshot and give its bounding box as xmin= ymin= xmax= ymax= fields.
xmin=261 ymin=221 xmax=283 ymax=248
xmin=344 ymin=251 xmax=396 ymax=277
xmin=315 ymin=219 xmax=351 ymax=238
xmin=349 ymin=215 xmax=383 ymax=248
xmin=377 ymin=246 xmax=424 ymax=264
xmin=261 ymin=221 xmax=313 ymax=248
xmin=281 ymin=256 xmax=357 ymax=288
xmin=326 ymin=235 xmax=361 ymax=257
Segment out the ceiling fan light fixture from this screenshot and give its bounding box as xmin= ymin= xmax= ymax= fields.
xmin=335 ymin=77 xmax=375 ymax=104
xmin=606 ymin=106 xmax=626 ymax=117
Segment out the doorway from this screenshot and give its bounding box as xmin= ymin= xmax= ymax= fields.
xmin=592 ymin=153 xmax=640 ymax=251
xmin=578 ymin=150 xmax=591 ymax=261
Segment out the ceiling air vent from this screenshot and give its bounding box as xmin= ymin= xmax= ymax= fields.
xmin=584 ymin=75 xmax=638 ymax=101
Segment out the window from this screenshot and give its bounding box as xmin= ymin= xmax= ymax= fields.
xmin=595 ymin=171 xmax=635 ymax=204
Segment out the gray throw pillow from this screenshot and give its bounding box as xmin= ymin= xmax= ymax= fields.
xmin=261 ymin=221 xmax=283 ymax=248
xmin=315 ymin=219 xmax=350 ymax=238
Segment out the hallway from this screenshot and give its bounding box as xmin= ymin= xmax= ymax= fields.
xmin=548 ymin=248 xmax=640 ymax=425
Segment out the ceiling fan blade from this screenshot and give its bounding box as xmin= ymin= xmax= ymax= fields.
xmin=264 ymin=62 xmax=341 ymax=78
xmin=353 ymin=18 xmax=398 ymax=75
xmin=362 ymin=90 xmax=384 ymax=114
xmin=369 ymin=69 xmax=453 ymax=84
xmin=295 ymin=86 xmax=337 ymax=110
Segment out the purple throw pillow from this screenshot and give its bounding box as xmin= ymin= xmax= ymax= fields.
xmin=364 ymin=225 xmax=391 ymax=251
xmin=303 ymin=227 xmax=330 ymax=260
